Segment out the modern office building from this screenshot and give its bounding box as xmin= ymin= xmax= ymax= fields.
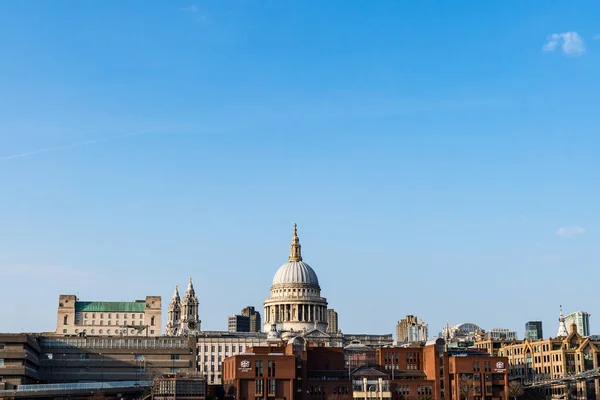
xmin=525 ymin=321 xmax=543 ymax=340
xmin=56 ymin=294 xmax=162 ymax=337
xmin=565 ymin=311 xmax=591 ymax=337
xmin=326 ymin=309 xmax=339 ymax=334
xmin=396 ymin=315 xmax=428 ymax=343
xmin=228 ymin=307 xmax=261 ymax=333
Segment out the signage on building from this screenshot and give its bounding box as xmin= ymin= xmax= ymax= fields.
xmin=494 ymin=361 xmax=506 ymax=372
xmin=239 ymin=360 xmax=252 ymax=372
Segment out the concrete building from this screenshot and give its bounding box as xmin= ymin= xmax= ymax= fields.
xmin=165 ymin=279 xmax=201 ymax=336
xmin=263 ymin=225 xmax=329 ymax=334
xmin=56 ymin=294 xmax=162 ymax=337
xmin=485 ymin=328 xmax=518 ymax=341
xmin=396 ymin=315 xmax=428 ymax=343
xmin=152 ymin=375 xmax=206 ymax=400
xmin=326 ymin=309 xmax=339 ymax=334
xmin=196 ymin=331 xmax=268 ymax=385
xmin=525 ymin=321 xmax=543 ymax=341
xmin=228 ymin=307 xmax=261 ymax=333
xmin=565 ymin=311 xmax=591 ymax=337
xmin=38 ymin=335 xmax=198 ymax=382
xmin=0 ymin=334 xmax=42 ymax=390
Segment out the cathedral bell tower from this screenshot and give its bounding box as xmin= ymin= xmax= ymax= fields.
xmin=165 ymin=285 xmax=182 ymax=336
xmin=180 ymin=277 xmax=201 ymax=335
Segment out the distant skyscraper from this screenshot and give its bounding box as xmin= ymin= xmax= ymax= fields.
xmin=396 ymin=315 xmax=428 ymax=343
xmin=327 ymin=309 xmax=339 ymax=334
xmin=565 ymin=311 xmax=591 ymax=337
xmin=525 ymin=321 xmax=543 ymax=340
xmin=228 ymin=306 xmax=262 ymax=333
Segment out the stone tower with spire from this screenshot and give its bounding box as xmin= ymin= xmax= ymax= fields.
xmin=165 ymin=285 xmax=182 ymax=335
xmin=181 ymin=277 xmax=201 ymax=335
xmin=166 ymin=278 xmax=201 ymax=336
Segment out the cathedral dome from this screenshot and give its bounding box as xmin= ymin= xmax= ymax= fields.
xmin=272 ymin=260 xmax=319 ymax=287
xmin=270 ymin=224 xmax=320 ymax=288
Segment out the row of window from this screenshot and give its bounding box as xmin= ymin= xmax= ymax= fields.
xmin=61 ymin=328 xmax=155 ymax=335
xmin=79 ymin=313 xmax=144 ymax=319
xmin=64 ymin=315 xmax=155 ymax=326
xmin=472 ymin=361 xmax=494 ymax=372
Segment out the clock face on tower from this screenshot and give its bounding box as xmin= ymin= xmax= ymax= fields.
xmin=188 ymin=321 xmax=196 ymax=330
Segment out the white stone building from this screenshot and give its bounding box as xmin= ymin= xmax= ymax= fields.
xmin=56 ymin=295 xmax=162 ymax=336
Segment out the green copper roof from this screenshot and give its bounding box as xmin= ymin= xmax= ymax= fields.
xmin=75 ymin=301 xmax=145 ymax=313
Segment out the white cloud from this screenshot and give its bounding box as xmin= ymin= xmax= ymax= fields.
xmin=556 ymin=226 xmax=585 ymax=237
xmin=542 ymin=32 xmax=585 ymax=56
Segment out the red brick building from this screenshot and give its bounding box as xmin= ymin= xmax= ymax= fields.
xmin=224 ymin=337 xmax=508 ymax=400
xmin=222 ymin=337 xmax=351 ymax=400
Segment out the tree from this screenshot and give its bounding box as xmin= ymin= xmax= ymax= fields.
xmin=507 ymin=381 xmax=524 ymax=400
xmin=458 ymin=375 xmax=474 ymax=400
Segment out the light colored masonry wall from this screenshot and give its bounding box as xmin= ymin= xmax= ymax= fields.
xmin=56 ymin=295 xmax=162 ymax=337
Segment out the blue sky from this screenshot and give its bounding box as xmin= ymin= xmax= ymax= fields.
xmin=0 ymin=1 xmax=599 ymax=339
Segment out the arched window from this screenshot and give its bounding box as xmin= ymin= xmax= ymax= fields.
xmin=63 ymin=315 xmax=69 ymax=325
xmin=151 ymin=316 xmax=156 ymax=326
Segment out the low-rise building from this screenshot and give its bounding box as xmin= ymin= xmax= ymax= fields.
xmin=152 ymin=375 xmax=206 ymax=400
xmin=0 ymin=334 xmax=42 ymax=390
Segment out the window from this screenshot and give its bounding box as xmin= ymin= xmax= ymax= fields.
xmin=116 ymin=314 xmax=119 ymax=318
xmin=269 ymin=379 xmax=276 ymax=394
xmin=107 ymin=330 xmax=111 ymax=334
xmin=80 ymin=354 xmax=90 ymax=360
xmin=255 ymin=361 xmax=263 ymax=377
xmin=108 ymin=314 xmax=111 ymax=318
xmin=239 ymin=345 xmax=243 ymax=352
xmin=135 ymin=354 xmax=145 ymax=361
xmin=171 ymin=354 xmax=180 ymax=360
xmin=63 ymin=315 xmax=69 ymax=325
xmin=92 ymin=313 xmax=95 ymax=318
xmin=99 ymin=329 xmax=103 ymax=334
xmin=204 ymin=346 xmax=208 ymax=352
xmin=100 ymin=314 xmax=103 ymax=318
xmin=256 ymin=379 xmax=264 ymax=395
xmin=151 ymin=317 xmax=155 ymax=326
xmin=62 ymin=329 xmax=67 ymax=333
xmin=0 ymin=359 xmax=4 ymax=367
xmin=132 ymin=314 xmax=135 ymax=319
xmin=211 ymin=346 xmax=215 ymax=352
xmin=225 ymin=346 xmax=229 ymax=352
xmin=0 ymin=344 xmax=4 ymax=350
